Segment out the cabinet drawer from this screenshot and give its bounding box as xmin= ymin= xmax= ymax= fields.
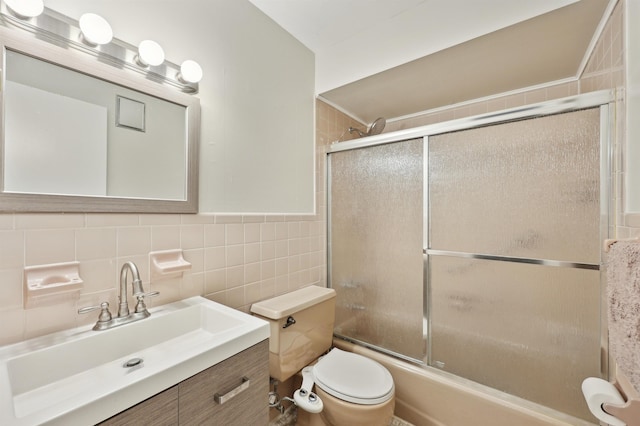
xmin=99 ymin=385 xmax=179 ymax=426
xmin=178 ymin=340 xmax=269 ymax=425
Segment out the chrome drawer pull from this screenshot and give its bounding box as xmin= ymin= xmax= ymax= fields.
xmin=214 ymin=377 xmax=250 ymax=405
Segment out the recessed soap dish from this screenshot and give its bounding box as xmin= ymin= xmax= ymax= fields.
xmin=150 ymin=249 xmax=191 ymax=281
xmin=24 ymin=261 xmax=84 ymax=308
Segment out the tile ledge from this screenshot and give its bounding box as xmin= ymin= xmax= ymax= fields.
xmin=624 ymin=213 xmax=640 ymax=228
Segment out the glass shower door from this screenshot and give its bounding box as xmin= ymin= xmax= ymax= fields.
xmin=427 ymin=108 xmax=604 ymax=421
xmin=329 ymin=138 xmax=425 ymax=360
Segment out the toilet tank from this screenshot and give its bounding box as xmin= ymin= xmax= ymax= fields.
xmin=250 ymin=286 xmax=336 ymax=381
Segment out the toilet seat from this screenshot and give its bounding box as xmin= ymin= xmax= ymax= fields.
xmin=312 ymin=348 xmax=394 ymax=405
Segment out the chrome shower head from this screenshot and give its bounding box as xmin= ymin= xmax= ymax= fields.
xmin=348 ymin=117 xmax=386 ymax=138
xmin=368 ymin=117 xmax=386 ymax=135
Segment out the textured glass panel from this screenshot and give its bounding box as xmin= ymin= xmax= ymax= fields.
xmin=429 ymin=108 xmax=600 ymax=263
xmin=330 ymin=139 xmax=424 ymax=360
xmin=429 ymin=256 xmax=601 ymax=421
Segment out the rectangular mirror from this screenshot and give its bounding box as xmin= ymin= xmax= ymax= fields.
xmin=0 ymin=27 xmax=200 ymax=213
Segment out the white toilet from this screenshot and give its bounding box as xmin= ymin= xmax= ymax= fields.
xmin=251 ymin=286 xmax=395 ymax=426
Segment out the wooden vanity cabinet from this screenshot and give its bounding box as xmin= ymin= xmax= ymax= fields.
xmin=100 ymin=340 xmax=269 ymax=425
xmin=178 ymin=339 xmax=269 ymax=424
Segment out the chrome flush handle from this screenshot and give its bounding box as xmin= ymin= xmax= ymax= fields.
xmin=283 ymin=316 xmax=296 ymax=328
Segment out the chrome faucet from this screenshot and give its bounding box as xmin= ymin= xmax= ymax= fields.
xmin=118 ymin=261 xmax=144 ymax=317
xmin=78 ymin=261 xmax=159 ymax=331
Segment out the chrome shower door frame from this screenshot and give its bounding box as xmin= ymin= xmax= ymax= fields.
xmin=327 ymin=90 xmax=616 ymax=378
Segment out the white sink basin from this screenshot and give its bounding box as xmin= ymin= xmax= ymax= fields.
xmin=0 ymin=296 xmax=269 ymax=425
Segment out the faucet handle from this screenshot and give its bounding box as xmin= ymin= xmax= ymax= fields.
xmin=134 ymin=291 xmax=159 ymax=314
xmin=78 ymin=301 xmax=112 ymax=322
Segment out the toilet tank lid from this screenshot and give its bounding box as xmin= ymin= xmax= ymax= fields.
xmin=250 ymin=286 xmax=336 ymax=319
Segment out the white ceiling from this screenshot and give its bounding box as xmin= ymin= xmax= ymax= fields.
xmin=249 ymin=0 xmax=612 ymax=123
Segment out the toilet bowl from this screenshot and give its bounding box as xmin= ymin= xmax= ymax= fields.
xmin=250 ymin=286 xmax=396 ymax=426
xmin=311 ymin=348 xmax=395 ymax=426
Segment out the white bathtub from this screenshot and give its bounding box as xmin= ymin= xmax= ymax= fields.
xmin=333 ymin=339 xmax=595 ymax=426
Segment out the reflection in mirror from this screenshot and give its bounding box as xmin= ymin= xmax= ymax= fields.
xmin=0 ymin=26 xmax=200 ymax=213
xmin=4 ymin=50 xmax=187 ymax=200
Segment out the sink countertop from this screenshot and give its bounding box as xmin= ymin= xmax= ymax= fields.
xmin=0 ymin=296 xmax=270 ymax=426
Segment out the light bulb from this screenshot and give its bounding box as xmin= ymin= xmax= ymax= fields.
xmin=4 ymin=0 xmax=44 ymax=18
xmin=79 ymin=13 xmax=113 ymax=46
xmin=137 ymin=40 xmax=165 ymax=67
xmin=178 ymin=60 xmax=203 ymax=84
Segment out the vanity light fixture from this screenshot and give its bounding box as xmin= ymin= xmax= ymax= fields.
xmin=79 ymin=13 xmax=113 ymax=46
xmin=0 ymin=5 xmax=200 ymax=93
xmin=4 ymin=0 xmax=44 ymax=19
xmin=178 ymin=60 xmax=203 ymax=84
xmin=136 ymin=40 xmax=165 ymax=67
